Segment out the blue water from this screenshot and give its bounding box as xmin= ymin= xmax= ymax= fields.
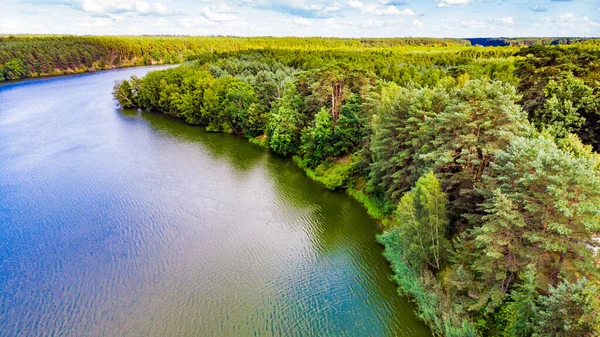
xmin=0 ymin=66 xmax=430 ymax=336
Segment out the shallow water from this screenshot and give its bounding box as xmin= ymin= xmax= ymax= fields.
xmin=0 ymin=66 xmax=431 ymax=336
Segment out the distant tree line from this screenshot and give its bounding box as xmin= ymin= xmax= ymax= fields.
xmin=467 ymin=37 xmax=598 ymax=47
xmin=1 ymin=35 xmax=477 ymax=82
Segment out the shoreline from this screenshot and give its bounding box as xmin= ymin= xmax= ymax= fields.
xmin=0 ymin=63 xmax=179 ymax=87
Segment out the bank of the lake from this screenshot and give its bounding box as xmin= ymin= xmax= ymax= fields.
xmin=0 ymin=66 xmax=431 ymax=336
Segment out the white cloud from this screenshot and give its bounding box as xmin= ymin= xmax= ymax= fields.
xmin=0 ymin=18 xmax=28 ymax=32
xmin=2 ymin=0 xmax=598 ymax=37
xmin=77 ymin=17 xmax=114 ymax=27
xmin=360 ymin=18 xmax=402 ymax=28
xmin=292 ymin=17 xmax=311 ymax=26
xmin=364 ymin=5 xmax=414 ymax=15
xmin=201 ymin=6 xmax=236 ymax=22
xmin=325 ymin=18 xmax=343 ymax=29
xmin=154 ymin=3 xmax=169 ymax=15
xmin=380 ymin=0 xmax=408 ymax=4
xmin=348 ymin=0 xmax=364 ymax=8
xmin=435 ymin=0 xmax=470 ymax=8
xmin=75 ymin=0 xmax=172 ymax=16
xmin=382 ymin=6 xmax=413 ymax=15
xmin=412 ymin=19 xmax=424 ymax=28
xmin=443 ymin=18 xmax=486 ymax=28
xmin=538 ymin=13 xmax=600 ymax=29
xmin=495 ymin=17 xmax=513 ymax=25
xmin=442 ymin=16 xmax=514 ymax=29
xmin=179 ymin=16 xmax=218 ymax=28
xmin=135 ymin=2 xmax=150 ymax=14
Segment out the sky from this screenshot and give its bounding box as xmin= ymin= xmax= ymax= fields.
xmin=0 ymin=0 xmax=598 ymax=37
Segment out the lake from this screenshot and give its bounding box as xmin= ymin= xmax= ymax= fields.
xmin=0 ymin=66 xmax=431 ymax=336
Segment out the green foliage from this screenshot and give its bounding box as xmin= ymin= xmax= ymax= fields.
xmin=421 ymin=79 xmax=530 ymax=225
xmin=367 ymin=83 xmax=442 ymax=202
xmin=266 ymin=82 xmax=304 ymax=155
xmin=109 ymin=43 xmax=600 ymax=337
xmin=488 ymin=135 xmax=600 ymax=284
xmin=533 ymin=278 xmax=600 ymax=337
xmin=394 ymin=172 xmax=451 ymax=271
xmin=2 ymin=59 xmax=28 ymax=80
xmin=532 ymin=75 xmax=598 ymax=140
xmin=112 ymin=79 xmax=135 ymax=108
xmin=293 ymin=155 xmax=357 ymax=190
xmin=378 ymin=229 xmax=477 ymax=337
xmin=346 ymin=188 xmax=390 ymax=221
xmin=515 ymin=45 xmax=600 ymax=148
xmin=300 ymin=107 xmax=334 ymax=167
xmin=222 ymin=78 xmax=257 ymax=134
xmin=332 ymin=94 xmax=368 ymax=157
xmin=501 ymin=266 xmax=539 ymax=337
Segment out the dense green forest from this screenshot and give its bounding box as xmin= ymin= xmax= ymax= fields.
xmin=111 ymin=40 xmax=600 ymax=337
xmin=1 ymin=35 xmax=476 ymax=82
xmin=3 ymin=35 xmax=595 ymax=83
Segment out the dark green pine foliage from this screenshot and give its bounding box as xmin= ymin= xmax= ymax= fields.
xmin=367 ymin=83 xmax=446 ymax=204
xmin=332 ymin=94 xmax=368 ymax=158
xmin=421 ymin=79 xmax=530 ymax=229
xmin=531 ymin=75 xmax=599 ymax=143
xmin=533 ymin=278 xmax=600 ymax=337
xmin=485 ymin=135 xmax=600 ymax=285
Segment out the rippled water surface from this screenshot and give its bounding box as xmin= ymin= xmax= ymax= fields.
xmin=0 ymin=66 xmax=431 ymax=337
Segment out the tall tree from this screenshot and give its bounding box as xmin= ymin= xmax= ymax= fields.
xmin=421 ymin=79 xmax=530 ymax=227
xmin=480 ymin=135 xmax=600 ymax=286
xmin=393 ymin=172 xmax=450 ymax=271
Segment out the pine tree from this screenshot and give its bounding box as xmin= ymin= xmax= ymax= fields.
xmin=533 ymin=278 xmax=600 ymax=337
xmin=484 ymin=135 xmax=600 ymax=286
xmin=421 ymin=79 xmax=530 ymax=228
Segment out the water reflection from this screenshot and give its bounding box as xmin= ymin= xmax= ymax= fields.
xmin=0 ymin=66 xmax=430 ymax=337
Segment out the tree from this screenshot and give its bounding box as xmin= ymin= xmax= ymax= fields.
xmin=3 ymin=59 xmax=27 ymax=80
xmin=300 ymin=107 xmax=334 ymax=167
xmin=201 ymin=87 xmax=222 ymax=131
xmin=113 ymin=79 xmax=134 ymax=108
xmin=267 ymin=82 xmax=304 ymax=155
xmin=393 ymin=172 xmax=450 ymax=271
xmin=533 ymin=278 xmax=600 ymax=337
xmin=332 ymin=94 xmax=366 ymax=157
xmin=531 ymin=75 xmax=599 ymax=145
xmin=177 ymin=71 xmax=214 ymax=125
xmin=467 ymin=189 xmax=529 ymax=309
xmin=222 ymin=79 xmax=257 ymax=134
xmin=367 ymin=83 xmax=445 ymax=203
xmin=267 ymin=106 xmax=302 ymax=155
xmin=509 ymin=266 xmax=539 ymax=337
xmin=244 ymin=103 xmax=267 ymax=138
xmin=298 ymin=64 xmax=373 ymax=120
xmin=421 ymin=79 xmax=530 ymax=227
xmin=482 ymin=135 xmax=600 ymax=286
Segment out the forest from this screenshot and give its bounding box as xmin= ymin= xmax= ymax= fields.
xmin=1 ymin=35 xmax=473 ymax=82
xmin=4 ymin=35 xmax=595 ymax=82
xmin=110 ymin=39 xmax=600 ymax=337
xmin=6 ymin=35 xmax=598 ymax=336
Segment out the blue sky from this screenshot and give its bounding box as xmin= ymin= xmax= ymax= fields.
xmin=1 ymin=0 xmax=598 ymax=37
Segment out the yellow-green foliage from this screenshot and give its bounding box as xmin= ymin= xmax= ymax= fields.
xmin=292 ymin=155 xmax=356 ymax=190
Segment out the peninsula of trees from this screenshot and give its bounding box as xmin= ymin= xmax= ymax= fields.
xmin=111 ymin=39 xmax=600 ymax=337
